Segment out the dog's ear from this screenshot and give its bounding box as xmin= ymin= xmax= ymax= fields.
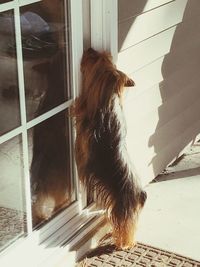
xmin=125 ymin=77 xmax=135 ymax=87
xmin=114 ymin=70 xmax=135 ymax=98
xmin=117 ymin=70 xmax=135 ymax=87
xmin=86 ymin=47 xmax=98 ymax=55
xmin=81 ymin=48 xmax=100 ymax=73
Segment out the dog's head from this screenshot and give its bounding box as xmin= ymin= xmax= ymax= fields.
xmin=80 ymin=48 xmax=135 ymax=117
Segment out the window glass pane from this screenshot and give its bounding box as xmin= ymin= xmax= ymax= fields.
xmin=0 ymin=135 xmax=26 ymax=252
xmin=0 ymin=10 xmax=21 ymax=135
xmin=28 ymin=111 xmax=75 ymax=228
xmin=20 ymin=1 xmax=71 ymax=121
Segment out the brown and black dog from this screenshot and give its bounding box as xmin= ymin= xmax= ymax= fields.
xmin=72 ymin=48 xmax=147 ymax=249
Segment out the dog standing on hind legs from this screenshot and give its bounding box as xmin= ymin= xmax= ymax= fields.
xmin=72 ymin=48 xmax=147 ymax=249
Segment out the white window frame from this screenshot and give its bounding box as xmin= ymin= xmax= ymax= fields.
xmin=0 ymin=1 xmax=103 ymax=266
xmin=90 ymin=0 xmax=118 ymax=60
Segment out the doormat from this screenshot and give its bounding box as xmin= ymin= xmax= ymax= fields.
xmin=0 ymin=207 xmax=26 ymax=250
xmin=77 ymin=242 xmax=200 ymax=267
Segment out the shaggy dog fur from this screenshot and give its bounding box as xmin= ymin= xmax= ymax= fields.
xmin=72 ymin=48 xmax=147 ymax=249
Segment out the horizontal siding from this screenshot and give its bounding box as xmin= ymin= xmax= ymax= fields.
xmin=125 ymin=83 xmax=163 ymax=121
xmin=119 ymin=0 xmax=187 ymax=51
xmin=118 ymin=7 xmax=200 ymax=74
xmin=117 ymin=26 xmax=176 ymax=73
xmin=125 ymin=82 xmax=200 ymax=154
xmin=133 ymin=119 xmax=200 ymax=184
xmin=127 ymin=109 xmax=200 ymax=184
xmin=118 ymin=0 xmax=174 ymax=22
xmin=144 ymin=119 xmax=200 ymax=183
xmin=126 ymin=57 xmax=164 ymax=99
xmin=126 ymin=48 xmax=200 ymax=106
xmin=126 ymin=91 xmax=200 ymax=150
xmin=117 ymin=0 xmax=200 ymax=184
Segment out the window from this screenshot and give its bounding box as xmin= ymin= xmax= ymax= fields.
xmin=0 ymin=0 xmax=86 ymax=265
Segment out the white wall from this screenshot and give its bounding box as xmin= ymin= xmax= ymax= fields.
xmin=117 ymin=0 xmax=200 ymax=184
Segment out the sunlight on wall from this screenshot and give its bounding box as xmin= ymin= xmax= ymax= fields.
xmin=119 ymin=0 xmax=188 ymax=51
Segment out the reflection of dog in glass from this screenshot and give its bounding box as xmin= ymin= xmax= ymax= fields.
xmin=72 ymin=48 xmax=147 ymax=248
xmin=31 ymin=51 xmax=72 ymax=225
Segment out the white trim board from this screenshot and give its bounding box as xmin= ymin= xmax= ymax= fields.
xmin=90 ymin=0 xmax=118 ymax=61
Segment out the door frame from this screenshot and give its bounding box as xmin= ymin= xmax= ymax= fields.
xmin=90 ymin=0 xmax=118 ymax=60
xmin=0 ymin=0 xmax=102 ymax=266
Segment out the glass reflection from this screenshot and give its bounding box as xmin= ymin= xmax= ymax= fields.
xmin=29 ymin=111 xmax=74 ymax=228
xmin=0 ymin=136 xmax=26 ymax=252
xmin=0 ymin=1 xmax=11 ymax=3
xmin=0 ymin=10 xmax=20 ymax=135
xmin=20 ymin=0 xmax=70 ymax=121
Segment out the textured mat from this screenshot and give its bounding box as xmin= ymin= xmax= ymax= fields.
xmin=77 ymin=242 xmax=200 ymax=267
xmin=0 ymin=207 xmax=26 ymax=251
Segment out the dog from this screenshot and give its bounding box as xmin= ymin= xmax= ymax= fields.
xmin=72 ymin=48 xmax=147 ymax=249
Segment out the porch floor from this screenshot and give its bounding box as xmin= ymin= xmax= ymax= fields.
xmin=136 ymin=142 xmax=200 ymax=261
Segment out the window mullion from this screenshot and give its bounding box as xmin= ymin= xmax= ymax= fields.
xmin=14 ymin=5 xmax=33 ymax=235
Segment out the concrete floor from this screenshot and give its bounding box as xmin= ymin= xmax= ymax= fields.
xmin=136 ymin=142 xmax=200 ymax=261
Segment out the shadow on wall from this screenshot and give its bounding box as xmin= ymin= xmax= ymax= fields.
xmin=118 ymin=0 xmax=148 ymax=51
xmin=118 ymin=0 xmax=200 ymax=181
xmin=148 ymin=0 xmax=200 ymax=176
